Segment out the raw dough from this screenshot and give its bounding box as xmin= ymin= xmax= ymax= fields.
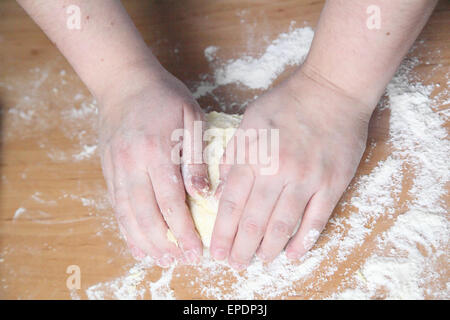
xmin=167 ymin=111 xmax=242 ymax=247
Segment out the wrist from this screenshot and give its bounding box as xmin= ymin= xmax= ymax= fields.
xmin=94 ymin=56 xmax=166 ymax=113
xmin=297 ymin=60 xmax=380 ymax=115
xmin=287 ymin=64 xmax=376 ymax=124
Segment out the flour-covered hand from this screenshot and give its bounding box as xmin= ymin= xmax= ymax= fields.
xmin=210 ymin=68 xmax=373 ymax=269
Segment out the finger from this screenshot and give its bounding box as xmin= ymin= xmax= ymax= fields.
xmin=100 ymin=147 xmax=116 ymax=207
xmin=210 ymin=165 xmax=254 ymax=262
xmin=116 ymin=223 xmax=146 ymax=259
xmin=214 ymin=134 xmax=238 ymax=199
xmin=182 ymin=103 xmax=210 ymax=198
xmin=228 ymin=178 xmax=282 ymax=270
xmin=127 ymin=172 xmax=183 ymax=266
xmin=148 ymin=161 xmax=203 ymax=264
xmin=256 ymin=183 xmax=311 ymax=262
xmin=113 ymin=164 xmax=160 ymax=261
xmin=286 ymin=189 xmax=339 ymax=260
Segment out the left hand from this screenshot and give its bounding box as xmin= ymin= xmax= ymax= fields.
xmin=210 ymin=68 xmax=373 ymax=270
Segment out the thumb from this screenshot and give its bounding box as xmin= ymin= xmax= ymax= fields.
xmin=214 ymin=134 xmax=236 ymax=199
xmin=182 ymin=102 xmax=210 ymax=198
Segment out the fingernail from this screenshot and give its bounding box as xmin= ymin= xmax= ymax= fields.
xmin=230 ymin=261 xmax=247 ymax=271
xmin=157 ymin=254 xmax=174 ymax=268
xmin=184 ymin=249 xmax=200 ymax=265
xmin=191 ymin=176 xmax=209 ymax=195
xmin=212 ymin=248 xmax=227 ymax=261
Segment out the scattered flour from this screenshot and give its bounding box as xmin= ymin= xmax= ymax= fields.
xmin=3 ymin=61 xmax=99 ymax=162
xmin=204 ymin=46 xmax=219 ymax=63
xmin=13 ymin=207 xmax=26 ymax=220
xmin=193 ymin=26 xmax=314 ymax=98
xmin=332 ymin=62 xmax=450 ymax=299
xmin=86 ymin=257 xmax=154 ymax=300
xmin=73 ymin=145 xmax=98 ymax=161
xmin=214 ymin=27 xmax=314 ymax=90
xmin=149 ymin=265 xmax=176 ymax=300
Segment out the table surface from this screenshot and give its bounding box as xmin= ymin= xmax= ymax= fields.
xmin=0 ymin=0 xmax=449 ymax=299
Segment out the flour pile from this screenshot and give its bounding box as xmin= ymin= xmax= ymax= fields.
xmin=213 ymin=27 xmax=314 ymax=90
xmin=85 ymin=26 xmax=449 ymax=300
xmin=193 ymin=26 xmax=314 ymax=100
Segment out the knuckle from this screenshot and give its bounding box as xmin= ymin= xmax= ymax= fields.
xmin=143 ymin=134 xmax=161 ymax=152
xmin=270 ymin=220 xmax=292 ymax=238
xmin=281 ymin=158 xmax=309 ymax=182
xmin=310 ymin=218 xmax=327 ymax=231
xmin=240 ymin=217 xmax=264 ymax=236
xmin=220 ymin=198 xmax=241 ymax=217
xmin=135 ymin=212 xmax=155 ymax=232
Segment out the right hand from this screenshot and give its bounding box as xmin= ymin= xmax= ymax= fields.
xmin=98 ymin=63 xmax=208 ymax=267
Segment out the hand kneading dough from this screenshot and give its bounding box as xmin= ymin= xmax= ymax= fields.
xmin=167 ymin=111 xmax=242 ymax=247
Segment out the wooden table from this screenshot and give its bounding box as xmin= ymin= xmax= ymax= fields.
xmin=0 ymin=0 xmax=448 ymax=299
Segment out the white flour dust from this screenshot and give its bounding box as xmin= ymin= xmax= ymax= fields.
xmin=83 ymin=26 xmax=449 ymax=300
xmin=193 ymin=25 xmax=314 ymax=99
xmin=86 ymin=257 xmax=153 ymax=300
xmin=332 ymin=63 xmax=449 ymax=299
xmin=213 ymin=27 xmax=313 ymax=90
xmin=2 ymin=63 xmax=99 ymax=162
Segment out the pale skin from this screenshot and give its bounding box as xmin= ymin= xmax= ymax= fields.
xmin=17 ymin=0 xmax=437 ymax=269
